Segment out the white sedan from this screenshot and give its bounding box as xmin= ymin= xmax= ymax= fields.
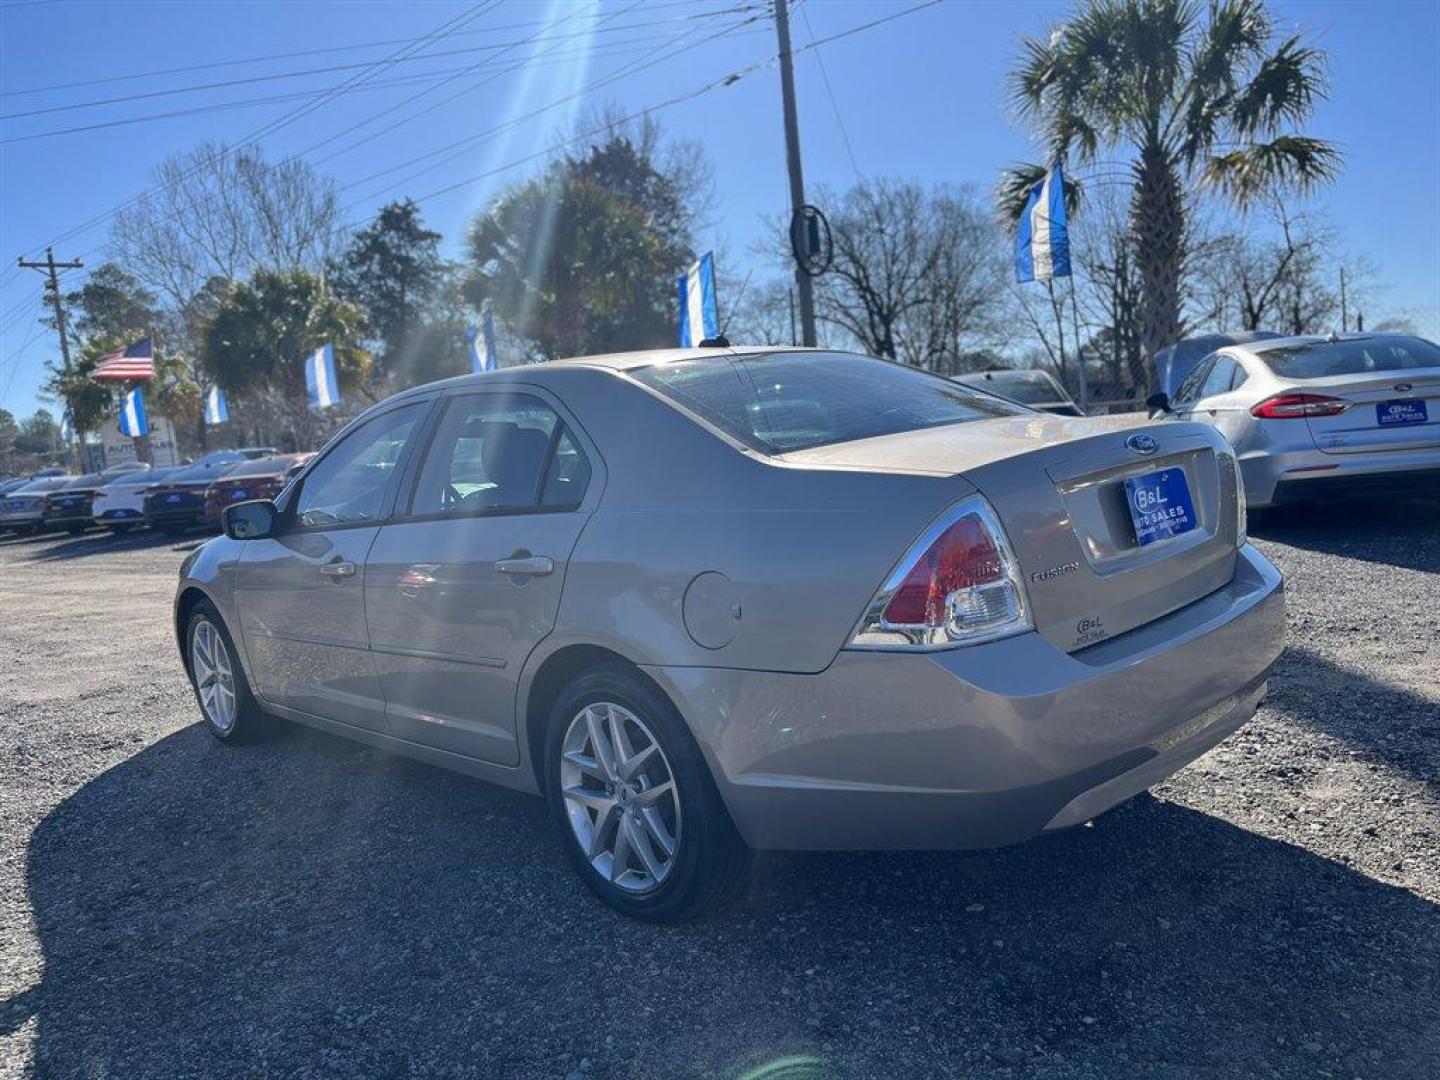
xmin=1151 ymin=333 xmax=1440 ymax=508
xmin=92 ymin=467 xmax=180 ymax=533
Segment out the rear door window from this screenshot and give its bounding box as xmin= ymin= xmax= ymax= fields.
xmin=408 ymin=394 xmax=589 ymax=517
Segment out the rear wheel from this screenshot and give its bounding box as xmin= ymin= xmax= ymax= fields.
xmin=544 ymin=665 xmax=750 ymax=922
xmin=186 ymin=602 xmax=274 ymax=743
xmin=109 ymin=523 xmax=133 ymax=535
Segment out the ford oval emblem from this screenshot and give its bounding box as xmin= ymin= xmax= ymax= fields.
xmin=1126 ymin=433 xmax=1159 ymax=456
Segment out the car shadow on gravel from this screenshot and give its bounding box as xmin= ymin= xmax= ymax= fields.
xmin=1 ymin=529 xmax=204 ymax=563
xmin=13 ymin=723 xmax=1440 ymax=1078
xmin=1251 ymin=496 xmax=1440 ymax=573
xmin=1268 ymin=644 xmax=1439 ymax=783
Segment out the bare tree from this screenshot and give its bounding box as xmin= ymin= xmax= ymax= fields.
xmin=111 ymin=141 xmax=341 ymax=309
xmin=793 ymin=179 xmax=1008 ymax=371
xmin=1188 ymin=201 xmax=1378 ymax=337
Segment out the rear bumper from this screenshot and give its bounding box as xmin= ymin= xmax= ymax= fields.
xmin=1241 ymin=445 xmax=1440 ymax=507
xmin=647 ymin=544 xmax=1285 ymax=852
xmin=94 ymin=507 xmax=144 ymax=522
xmin=1270 ymin=465 xmax=1440 ymax=506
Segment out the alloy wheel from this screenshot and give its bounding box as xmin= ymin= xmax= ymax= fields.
xmin=191 ymin=620 xmax=238 ymax=734
xmin=559 ymin=701 xmax=682 ymax=894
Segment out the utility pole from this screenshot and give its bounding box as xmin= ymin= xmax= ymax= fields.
xmin=1339 ymin=267 xmax=1348 ymax=333
xmin=773 ymin=0 xmax=817 ymax=347
xmin=18 ymin=248 xmax=84 ymax=469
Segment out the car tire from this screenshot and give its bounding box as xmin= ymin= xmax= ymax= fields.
xmin=160 ymin=523 xmax=188 ymax=538
xmin=66 ymin=524 xmax=84 ymax=536
xmin=544 ymin=664 xmax=751 ymax=922
xmin=185 ymin=601 xmax=276 ymax=744
xmin=109 ymin=524 xmax=133 ymax=535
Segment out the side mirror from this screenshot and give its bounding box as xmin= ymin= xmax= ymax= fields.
xmin=222 ymin=499 xmax=277 ymax=541
xmin=1145 ymin=392 xmax=1172 ymax=413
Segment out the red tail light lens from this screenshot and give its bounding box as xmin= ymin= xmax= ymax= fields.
xmin=1250 ymin=393 xmax=1349 ymax=419
xmin=882 ymin=516 xmax=1004 ymax=625
xmin=851 ymin=496 xmax=1032 ymax=649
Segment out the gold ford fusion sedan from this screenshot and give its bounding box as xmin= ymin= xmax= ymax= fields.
xmin=175 ymin=347 xmax=1285 ymax=921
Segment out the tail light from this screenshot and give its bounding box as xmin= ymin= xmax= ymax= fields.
xmin=850 ymin=495 xmax=1031 ymax=649
xmin=1250 ymin=393 xmax=1349 ymax=419
xmin=1226 ymin=452 xmax=1247 ymax=546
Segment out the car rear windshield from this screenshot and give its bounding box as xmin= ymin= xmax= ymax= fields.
xmin=1260 ymin=337 xmax=1440 ymax=379
xmin=221 ymin=456 xmax=292 ymax=478
xmin=967 ymin=371 xmax=1062 ymax=405
xmin=631 ymin=351 xmax=1022 ymax=454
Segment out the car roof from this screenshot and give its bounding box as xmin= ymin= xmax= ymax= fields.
xmin=1233 ymin=331 xmax=1424 ymax=356
xmin=385 ymin=345 xmax=810 ymax=402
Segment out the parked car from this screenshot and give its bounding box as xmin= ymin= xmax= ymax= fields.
xmin=953 ymin=369 xmax=1084 ymax=415
xmin=100 ymin=460 xmax=150 ymax=479
xmin=0 ymin=476 xmax=74 ymax=534
xmin=192 ymin=447 xmax=280 ymax=468
xmin=145 ymin=462 xmax=241 ymax=535
xmin=1148 ymin=332 xmax=1440 ymax=508
xmin=41 ymin=473 xmax=106 ymax=535
xmin=202 ymin=453 xmax=314 ymax=526
xmin=0 ymin=477 xmax=31 ymax=498
xmin=92 ymin=466 xmax=180 ymax=533
xmin=1151 ymin=331 xmax=1284 ymax=398
xmin=176 ymin=347 xmax=1283 ymax=921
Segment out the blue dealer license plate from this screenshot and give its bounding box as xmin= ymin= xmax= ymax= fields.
xmin=1377 ymin=400 xmax=1427 ymax=426
xmin=1123 ymin=468 xmax=1197 ymax=547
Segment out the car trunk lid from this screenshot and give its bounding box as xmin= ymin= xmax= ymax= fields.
xmin=779 ymin=417 xmax=1241 ymax=652
xmin=1300 ymin=370 xmax=1440 ymax=454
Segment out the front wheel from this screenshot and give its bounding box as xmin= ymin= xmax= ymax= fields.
xmin=545 ymin=665 xmax=751 ymax=922
xmin=186 ymin=602 xmax=274 ymax=743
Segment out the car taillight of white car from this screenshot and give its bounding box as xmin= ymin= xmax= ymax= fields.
xmin=850 ymin=494 xmax=1032 ymax=650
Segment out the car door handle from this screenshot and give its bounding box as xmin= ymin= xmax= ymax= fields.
xmin=319 ymin=560 xmax=356 ymax=578
xmin=495 ymin=555 xmax=554 ymax=577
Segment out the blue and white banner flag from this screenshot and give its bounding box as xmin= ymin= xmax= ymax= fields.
xmin=304 ymin=343 xmax=340 ymax=411
xmin=118 ymin=387 xmax=148 ymax=438
xmin=1015 ymin=164 xmax=1071 ymax=283
xmin=59 ymin=410 xmax=73 ymax=444
xmin=677 ymin=251 xmax=719 ymax=347
xmin=203 ymin=385 xmax=229 ymax=425
xmin=467 ymin=305 xmax=498 ymax=373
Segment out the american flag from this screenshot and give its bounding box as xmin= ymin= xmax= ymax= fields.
xmin=92 ymin=336 xmax=154 ymax=381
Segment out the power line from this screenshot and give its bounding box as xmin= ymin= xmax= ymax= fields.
xmin=0 ymin=32 xmax=697 ymax=146
xmin=799 ymin=2 xmax=862 ymax=179
xmin=298 ymin=0 xmax=649 ymax=168
xmin=334 ymin=10 xmax=762 ymax=204
xmin=6 ymin=2 xmax=496 ymax=271
xmin=0 ymin=1 xmax=763 ymax=99
xmin=0 ymin=3 xmax=497 ymax=327
xmin=0 ymin=6 xmax=753 ymax=122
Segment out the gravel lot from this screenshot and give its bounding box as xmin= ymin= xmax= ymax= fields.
xmin=1 ymin=501 xmax=1437 ymax=1079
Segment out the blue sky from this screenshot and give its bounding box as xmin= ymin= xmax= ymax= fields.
xmin=2 ymin=0 xmax=1437 ymax=420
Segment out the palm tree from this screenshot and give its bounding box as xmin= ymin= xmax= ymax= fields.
xmin=1001 ymin=0 xmax=1340 ymax=376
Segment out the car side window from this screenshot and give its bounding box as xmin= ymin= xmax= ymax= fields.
xmin=292 ymin=405 xmax=422 ymax=529
xmin=409 ymin=394 xmax=589 ymax=517
xmin=1199 ymin=356 xmax=1237 ymax=399
xmin=1229 ymin=363 xmax=1250 ymax=392
xmin=542 ymin=428 xmax=592 ymax=509
xmin=1173 ymin=355 xmax=1217 ymax=406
